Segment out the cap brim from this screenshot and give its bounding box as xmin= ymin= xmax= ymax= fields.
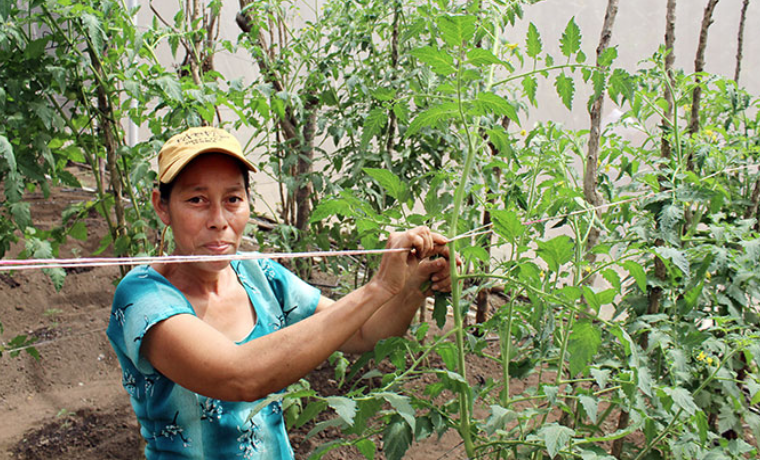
xmin=160 ymin=148 xmax=257 ymax=183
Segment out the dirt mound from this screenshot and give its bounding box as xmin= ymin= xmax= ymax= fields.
xmin=11 ymin=407 xmax=141 ymax=460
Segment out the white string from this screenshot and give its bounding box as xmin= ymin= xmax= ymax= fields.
xmin=0 ymin=247 xmax=410 ymax=272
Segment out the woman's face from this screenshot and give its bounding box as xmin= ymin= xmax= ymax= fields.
xmin=154 ymin=153 xmax=250 ymax=269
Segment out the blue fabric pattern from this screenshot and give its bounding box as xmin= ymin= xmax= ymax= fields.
xmin=107 ymin=258 xmax=321 ymax=459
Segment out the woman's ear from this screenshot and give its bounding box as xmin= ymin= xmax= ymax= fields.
xmin=152 ymin=189 xmax=171 ymax=226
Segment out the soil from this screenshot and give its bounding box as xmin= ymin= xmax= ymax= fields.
xmin=0 ymin=182 xmax=493 ymax=460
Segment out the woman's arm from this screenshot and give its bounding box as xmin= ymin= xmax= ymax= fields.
xmin=141 ymin=227 xmax=440 ymax=402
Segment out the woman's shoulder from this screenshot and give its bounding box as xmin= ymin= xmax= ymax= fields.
xmin=113 ymin=264 xmax=182 ymax=303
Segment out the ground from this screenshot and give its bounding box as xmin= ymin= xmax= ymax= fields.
xmin=0 ymin=183 xmax=497 ymax=460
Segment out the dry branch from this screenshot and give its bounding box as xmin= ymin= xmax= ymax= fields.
xmin=734 ymin=0 xmax=750 ymax=83
xmin=688 ymin=0 xmax=720 ymax=137
xmin=584 ymin=0 xmax=619 ymax=263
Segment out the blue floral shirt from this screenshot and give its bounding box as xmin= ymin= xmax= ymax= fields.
xmin=106 ymin=258 xmax=321 ymax=459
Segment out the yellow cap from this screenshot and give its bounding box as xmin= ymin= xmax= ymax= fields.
xmin=157 ymin=127 xmax=257 ymax=183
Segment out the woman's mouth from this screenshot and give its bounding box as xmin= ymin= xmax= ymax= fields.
xmin=204 ymin=242 xmax=232 ymax=253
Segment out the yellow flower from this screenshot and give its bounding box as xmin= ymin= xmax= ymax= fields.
xmin=507 ymin=43 xmax=518 ymax=51
xmin=697 ymin=351 xmax=706 ymax=361
xmin=704 ymin=129 xmax=717 ymax=143
xmin=705 ymin=272 xmax=712 ymax=280
xmin=706 ymin=357 xmax=714 ymax=365
xmin=605 ymin=164 xmax=611 ymax=173
xmin=520 ymin=129 xmax=527 ymax=136
xmin=584 ymin=266 xmax=592 ymax=273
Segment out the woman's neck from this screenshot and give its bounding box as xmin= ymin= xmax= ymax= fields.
xmin=154 ymin=261 xmax=234 ymax=296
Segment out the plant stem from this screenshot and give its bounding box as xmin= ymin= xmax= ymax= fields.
xmin=445 ymin=42 xmax=479 ymax=459
xmin=500 ymin=295 xmax=516 ymax=408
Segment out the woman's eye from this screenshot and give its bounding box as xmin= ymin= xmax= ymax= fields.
xmin=229 ymin=196 xmax=244 ymax=204
xmin=187 ymin=197 xmax=202 ymax=204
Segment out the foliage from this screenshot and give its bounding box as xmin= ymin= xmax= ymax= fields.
xmin=2 ymin=0 xmax=760 ymax=459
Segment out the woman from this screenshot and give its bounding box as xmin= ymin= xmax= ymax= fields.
xmin=107 ymin=126 xmax=453 ymax=459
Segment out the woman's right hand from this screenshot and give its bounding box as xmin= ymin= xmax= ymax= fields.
xmin=371 ymin=226 xmax=448 ymax=297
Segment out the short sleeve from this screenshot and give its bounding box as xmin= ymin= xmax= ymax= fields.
xmin=106 ymin=265 xmax=195 ymax=375
xmin=254 ymin=259 xmax=321 ymax=326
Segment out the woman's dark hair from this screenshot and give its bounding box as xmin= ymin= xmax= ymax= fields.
xmin=158 ymin=154 xmax=251 ymax=202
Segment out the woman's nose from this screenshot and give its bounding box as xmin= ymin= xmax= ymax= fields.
xmin=207 ymin=203 xmax=228 ymax=229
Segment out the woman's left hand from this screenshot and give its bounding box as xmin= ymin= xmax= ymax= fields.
xmin=403 ymin=234 xmax=456 ymax=297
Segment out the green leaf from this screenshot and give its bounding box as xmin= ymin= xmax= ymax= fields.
xmin=1 ymin=135 xmax=17 ymax=170
xmin=554 ymin=73 xmax=575 ymax=110
xmin=622 ymin=260 xmax=647 ymax=292
xmin=432 ymin=293 xmax=448 ymax=328
xmin=602 ymin=268 xmax=621 ymax=291
xmin=378 ymin=392 xmax=416 ymax=432
xmin=81 ymin=13 xmax=106 ymax=55
xmin=580 ymin=396 xmax=600 ymax=426
xmin=325 ymin=396 xmax=357 ymax=426
xmin=361 ymin=108 xmax=388 ymax=150
xmin=684 ymin=281 xmax=704 ymax=310
xmin=24 ymin=37 xmax=48 ymax=59
xmin=654 ymin=247 xmax=690 ymax=278
xmin=598 ymin=46 xmax=618 ymax=67
xmin=557 ymin=286 xmax=582 ymax=302
xmin=10 ymin=202 xmax=31 ymax=229
xmin=393 ymin=101 xmax=410 ymax=125
xmin=363 ymin=168 xmax=404 ymax=201
xmin=310 ymin=198 xmax=348 ymax=223
xmin=695 ymin=409 xmax=709 ymax=444
xmin=538 ymin=423 xmax=575 ymax=458
xmin=355 ymin=438 xmax=375 ymax=459
xmin=156 ymin=75 xmax=183 ymax=102
xmin=522 ymin=75 xmax=538 ymax=106
xmin=536 ymin=235 xmax=574 ymax=272
xmin=383 ymin=416 xmax=413 ymax=460
xmin=410 ymin=46 xmax=456 ymax=75
xmin=591 ymin=368 xmax=611 ymax=389
xmin=69 ymin=221 xmax=88 ymax=241
xmin=472 ymin=92 xmax=519 ymax=125
xmin=664 ymin=387 xmax=698 ymax=416
xmin=437 ymin=14 xmax=477 ymax=47
xmin=559 ymin=17 xmax=582 ymax=58
xmin=486 ymin=128 xmax=513 ymax=159
xmin=526 ymin=23 xmax=542 ymax=59
xmin=371 ymin=87 xmax=396 ymax=102
xmin=405 ymin=103 xmax=460 ymax=137
xmin=491 ymin=210 xmax=525 ymax=243
xmin=582 ymin=287 xmax=616 ymax=312
xmin=461 ymin=246 xmax=490 ymax=265
xmin=485 ymin=405 xmax=517 ymax=435
xmin=608 ymin=68 xmax=634 ymax=103
xmin=436 ymin=342 xmax=457 ymax=371
xmin=43 ymin=267 xmax=66 ymax=292
xmin=466 ymin=48 xmax=504 ymax=67
xmin=567 ymin=320 xmax=601 ymax=377
xmin=543 ymin=385 xmax=559 ymax=406
xmin=294 ymin=400 xmax=327 ymax=429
